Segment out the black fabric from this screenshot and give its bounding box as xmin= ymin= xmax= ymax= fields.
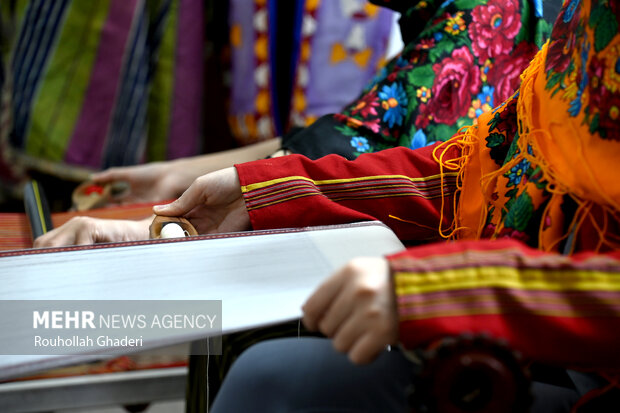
xmin=282 ymin=115 xmax=357 ymax=160
xmin=272 ymin=1 xmax=300 ymax=135
xmin=567 ymin=370 xmax=611 ymax=396
xmin=530 ymin=382 xmax=581 ymax=413
xmin=544 ymin=0 xmax=564 ymax=26
xmin=572 ymin=387 xmax=620 ymax=413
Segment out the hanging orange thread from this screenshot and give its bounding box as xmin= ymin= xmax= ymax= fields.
xmin=431 ymin=125 xmax=477 ymax=239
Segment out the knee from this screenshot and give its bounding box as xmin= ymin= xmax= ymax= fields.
xmin=212 ymin=339 xmax=303 ymax=411
xmin=226 ymin=339 xmax=292 ymax=386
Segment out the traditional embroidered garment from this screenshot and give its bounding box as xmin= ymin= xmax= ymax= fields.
xmin=197 ymin=3 xmax=563 ymax=402
xmin=283 ymin=0 xmax=563 ymax=159
xmin=452 ymin=0 xmax=620 ymax=255
xmin=235 ymin=0 xmax=620 ymax=378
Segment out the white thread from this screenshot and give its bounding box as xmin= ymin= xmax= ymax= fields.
xmin=206 ymin=338 xmax=210 ymax=413
xmin=160 ymin=223 xmax=186 ymax=239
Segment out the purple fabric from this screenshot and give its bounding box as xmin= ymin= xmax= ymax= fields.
xmin=65 ymin=0 xmax=139 ymax=168
xmin=304 ymin=3 xmax=394 ymax=116
xmin=168 ymin=0 xmax=204 ymax=159
xmin=229 ymin=0 xmax=258 ymax=116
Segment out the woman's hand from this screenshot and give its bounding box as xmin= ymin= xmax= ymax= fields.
xmin=33 ymin=217 xmax=152 ymax=248
xmin=92 ymin=162 xmax=183 ymax=204
xmin=34 ymin=167 xmax=248 ymax=247
xmin=92 ymin=139 xmax=284 ymax=205
xmin=153 ymin=167 xmax=251 ymax=234
xmin=302 ymin=257 xmax=399 ymax=365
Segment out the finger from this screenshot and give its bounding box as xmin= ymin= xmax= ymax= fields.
xmin=33 ymin=232 xmax=53 ymax=248
xmin=331 ymin=311 xmax=368 ymax=354
xmin=33 ymin=228 xmax=76 ymax=248
xmin=317 ymin=280 xmax=355 ymax=337
xmin=302 ymin=269 xmax=347 ymax=331
xmin=153 ymin=177 xmax=205 ymax=217
xmin=91 ymin=168 xmax=122 ymax=184
xmin=35 ymin=216 xmax=100 ymax=247
xmin=75 ymin=229 xmax=96 ymax=245
xmin=347 ymin=332 xmax=386 ymax=365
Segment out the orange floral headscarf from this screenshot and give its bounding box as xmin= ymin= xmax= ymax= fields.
xmin=437 ymin=0 xmax=620 ymax=253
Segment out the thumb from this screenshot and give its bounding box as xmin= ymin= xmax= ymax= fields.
xmin=153 ymin=180 xmax=203 ymax=217
xmin=91 ymin=168 xmax=123 ymax=185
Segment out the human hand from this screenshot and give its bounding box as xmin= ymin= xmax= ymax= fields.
xmin=152 ymin=167 xmax=251 ymax=234
xmin=92 ymin=162 xmax=183 ymax=204
xmin=33 ymin=217 xmax=152 ymax=248
xmin=302 ymin=257 xmax=399 ymax=364
xmin=91 ymin=139 xmax=286 ymax=206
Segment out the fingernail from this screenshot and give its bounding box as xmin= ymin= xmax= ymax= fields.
xmin=153 ymin=205 xmax=166 ymax=212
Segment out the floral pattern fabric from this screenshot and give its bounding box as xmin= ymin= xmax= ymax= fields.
xmin=463 ymin=0 xmax=620 ymax=253
xmin=326 ymin=0 xmax=557 ymax=158
xmin=544 ymin=0 xmax=620 ymax=141
xmin=478 ymin=92 xmax=546 ymax=244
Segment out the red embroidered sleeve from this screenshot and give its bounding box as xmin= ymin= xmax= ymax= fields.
xmin=235 ymin=144 xmax=460 ymax=243
xmin=389 ymin=238 xmax=620 ymax=371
